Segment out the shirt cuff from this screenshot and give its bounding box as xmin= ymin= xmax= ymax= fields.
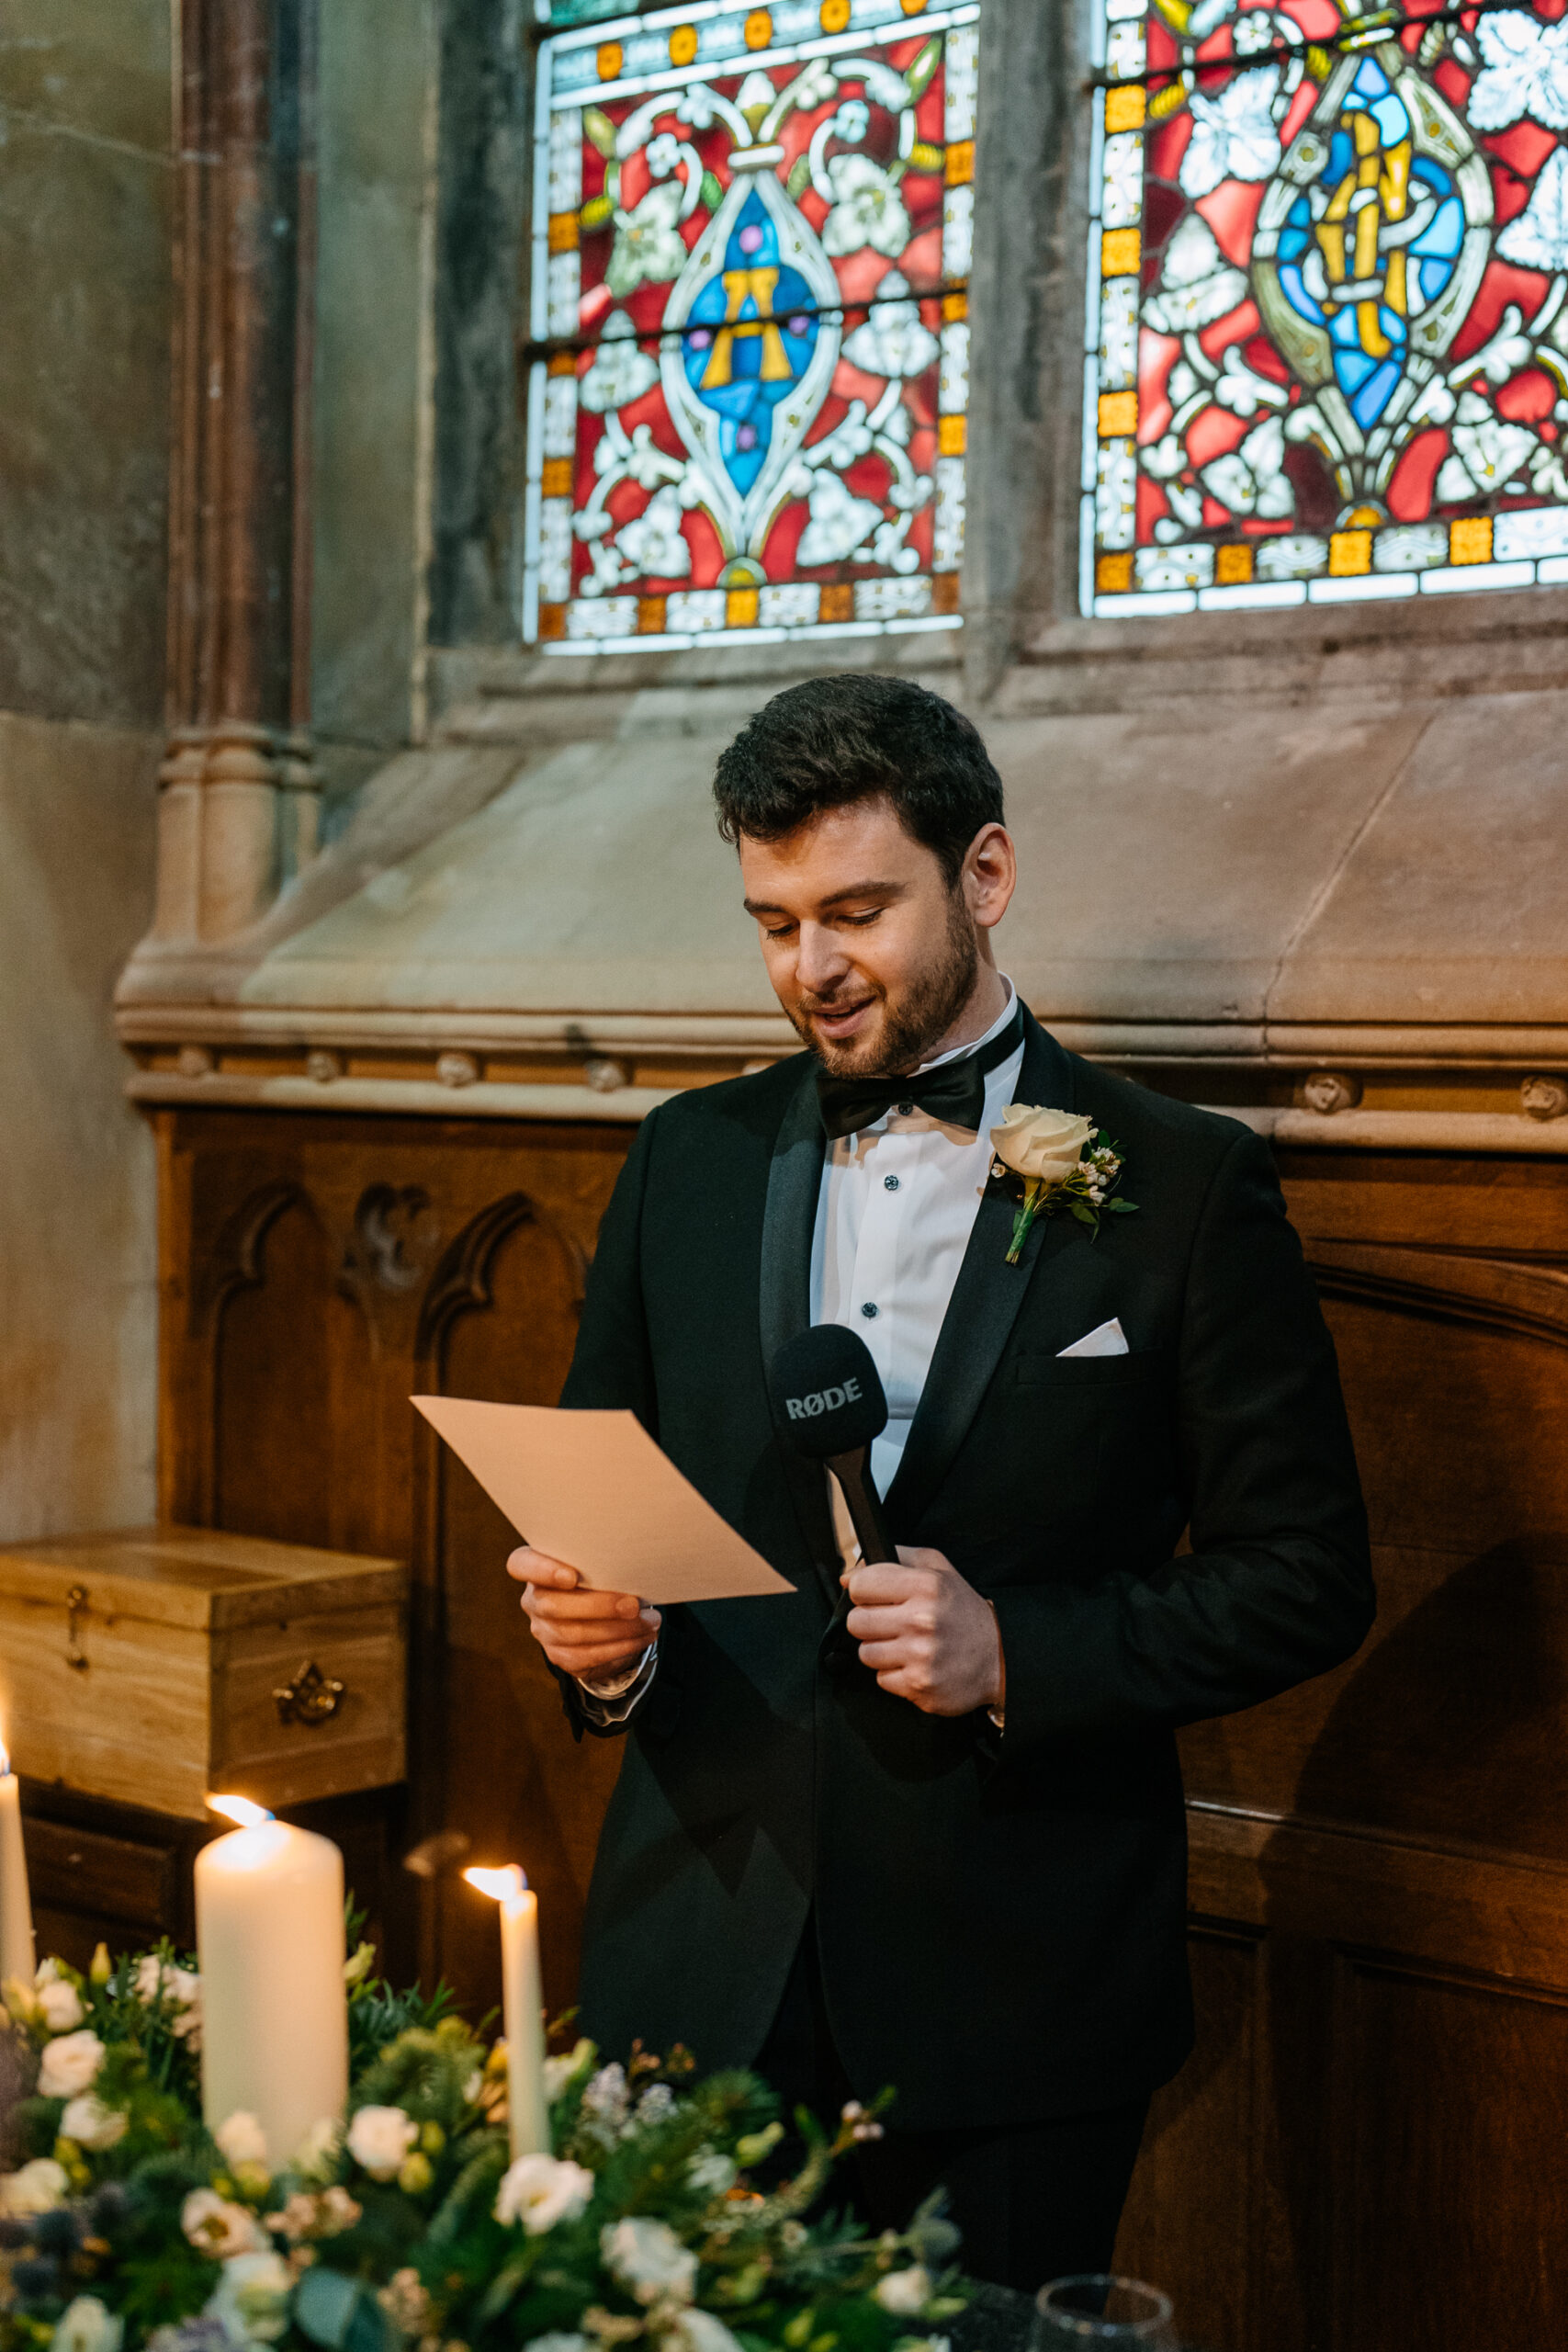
xmin=575 ymin=1643 xmax=659 ymax=1724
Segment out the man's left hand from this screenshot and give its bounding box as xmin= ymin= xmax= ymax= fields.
xmin=843 ymin=1546 xmax=1005 ymax=1716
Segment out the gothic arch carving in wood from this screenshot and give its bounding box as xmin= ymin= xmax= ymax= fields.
xmin=194 ymin=1179 xmax=308 ymax=1336
xmin=413 ymin=1191 xmax=587 ymax=1375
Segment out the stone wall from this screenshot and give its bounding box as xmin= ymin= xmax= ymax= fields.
xmin=0 ymin=1 xmax=166 ymax=1537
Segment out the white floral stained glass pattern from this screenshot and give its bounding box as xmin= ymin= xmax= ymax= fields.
xmin=523 ymin=0 xmax=980 ymax=653
xmin=1085 ymin=1 xmax=1568 ymax=616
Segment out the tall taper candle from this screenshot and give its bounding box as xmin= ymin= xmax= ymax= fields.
xmin=197 ymin=1796 xmax=348 ymax=2166
xmin=465 ymin=1866 xmax=548 ymax=2157
xmin=0 ymin=1738 xmax=35 ymax=1989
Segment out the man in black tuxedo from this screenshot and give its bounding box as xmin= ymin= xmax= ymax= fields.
xmin=510 ymin=673 xmax=1372 ymax=2289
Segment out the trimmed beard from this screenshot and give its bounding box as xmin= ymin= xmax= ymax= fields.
xmin=789 ymin=887 xmax=981 ymax=1077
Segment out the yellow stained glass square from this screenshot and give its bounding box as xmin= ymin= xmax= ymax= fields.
xmin=1104 ymin=85 xmax=1146 ymax=133
xmin=1100 ymin=227 xmax=1140 ymax=278
xmin=538 ymin=604 xmax=567 ymax=640
xmin=946 ymin=138 xmax=975 ymax=186
xmin=726 ymin=587 xmax=760 ymax=627
xmin=637 ymin=595 xmax=667 ymax=634
xmin=547 ymin=212 xmax=579 ymax=254
xmin=1450 ymin=515 xmax=1493 ymax=565
xmin=939 ymin=414 xmax=967 ymax=455
xmin=1098 ymin=390 xmax=1138 ymax=437
xmin=1328 ymin=529 xmax=1372 ymax=576
xmin=1215 ymin=543 xmax=1254 ymax=585
xmin=1096 ymin=551 xmax=1134 ymax=593
xmin=540 ymin=458 xmax=572 ymax=498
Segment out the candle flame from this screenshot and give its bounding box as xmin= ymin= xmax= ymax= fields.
xmin=207 ymin=1792 xmax=274 ymax=1828
xmin=0 ymin=1735 xmax=8 ymax=1778
xmin=464 ymin=1864 xmax=527 ymax=1902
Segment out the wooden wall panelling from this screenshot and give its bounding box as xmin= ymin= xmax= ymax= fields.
xmin=1116 ymin=1147 xmax=1568 ymax=2350
xmin=156 ymin=1108 xmax=635 ymax=2014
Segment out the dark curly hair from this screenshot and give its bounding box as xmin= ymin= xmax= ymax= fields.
xmin=712 ymin=673 xmax=1005 ymax=885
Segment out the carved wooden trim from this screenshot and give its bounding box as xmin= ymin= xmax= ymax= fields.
xmin=1307 ymin=1238 xmax=1568 ymax=1351
xmin=413 ymin=1192 xmax=587 ymax=1372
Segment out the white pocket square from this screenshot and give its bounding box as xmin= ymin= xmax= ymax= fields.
xmin=1055 ymin=1317 xmax=1129 ymax=1360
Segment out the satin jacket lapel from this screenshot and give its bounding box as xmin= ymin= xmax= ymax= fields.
xmin=759 ymin=1061 xmax=839 ymax=1607
xmin=885 ymin=1012 xmax=1080 ymax=1536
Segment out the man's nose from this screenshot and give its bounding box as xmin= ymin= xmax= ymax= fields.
xmin=795 ymin=922 xmax=851 ymax=994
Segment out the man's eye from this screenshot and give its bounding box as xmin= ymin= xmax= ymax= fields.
xmin=841 ymin=909 xmax=881 ymax=927
xmin=764 ymin=922 xmax=795 ymax=941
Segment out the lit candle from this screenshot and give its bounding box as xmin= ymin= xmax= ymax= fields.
xmin=0 ymin=1735 xmax=35 ymax=1990
xmin=196 ymin=1796 xmax=349 ymax=2167
xmin=465 ymin=1865 xmax=548 ymax=2158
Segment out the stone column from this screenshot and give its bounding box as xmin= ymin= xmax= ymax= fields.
xmin=157 ymin=0 xmax=319 ymax=944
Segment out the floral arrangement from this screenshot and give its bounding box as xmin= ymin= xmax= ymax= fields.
xmin=988 ymin=1107 xmax=1136 ymax=1263
xmin=0 ymin=1946 xmax=963 ymax=2352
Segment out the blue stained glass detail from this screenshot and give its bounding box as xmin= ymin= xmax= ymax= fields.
xmin=682 ymin=192 xmax=820 ymax=496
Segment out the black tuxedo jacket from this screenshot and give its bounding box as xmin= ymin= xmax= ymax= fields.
xmin=557 ymin=1012 xmax=1372 ymax=2128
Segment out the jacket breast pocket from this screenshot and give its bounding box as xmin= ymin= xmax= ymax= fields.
xmin=1013 ymin=1349 xmax=1167 ymax=1391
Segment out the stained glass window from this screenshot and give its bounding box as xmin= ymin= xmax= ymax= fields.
xmin=1085 ymin=0 xmax=1568 ymax=616
xmin=523 ymin=0 xmax=977 ymax=652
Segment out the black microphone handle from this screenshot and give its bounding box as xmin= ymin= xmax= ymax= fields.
xmin=825 ymin=1446 xmax=897 ymax=1566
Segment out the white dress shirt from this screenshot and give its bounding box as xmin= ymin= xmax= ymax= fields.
xmin=578 ymin=978 xmax=1022 ymax=1721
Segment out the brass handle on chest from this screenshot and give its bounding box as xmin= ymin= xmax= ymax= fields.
xmin=273 ymin=1658 xmax=345 ymax=1725
xmin=65 ymin=1583 xmax=90 ymax=1673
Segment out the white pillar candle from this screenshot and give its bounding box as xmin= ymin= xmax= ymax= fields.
xmin=465 ymin=1866 xmax=548 ymax=2158
xmin=196 ymin=1796 xmax=348 ymax=2168
xmin=0 ymin=1739 xmax=35 ymax=1989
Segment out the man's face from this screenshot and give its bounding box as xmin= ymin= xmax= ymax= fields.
xmin=739 ymin=796 xmax=1013 ymax=1075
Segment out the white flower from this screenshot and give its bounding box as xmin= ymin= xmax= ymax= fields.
xmin=605 ymin=181 xmax=687 ymax=298
xmin=874 ymin=2267 xmax=932 ymax=2316
xmin=796 ymin=469 xmax=884 ymax=566
xmin=686 ymin=2148 xmax=737 ymax=2196
xmin=581 ymin=311 xmax=660 ymax=414
xmin=205 ymin=2250 xmax=294 ymax=2346
xmin=1470 ymin=9 xmax=1568 ymax=133
xmin=833 ymin=98 xmax=871 ymax=144
xmin=0 ymin=2157 xmax=69 ymax=2215
xmin=601 ymin=2214 xmax=698 ymax=2304
xmin=666 ymin=2312 xmax=742 ymax=2352
xmin=494 ymin=2152 xmax=595 ymax=2233
xmin=51 ymin=2299 xmax=123 ymax=2352
xmin=822 ymin=154 xmax=910 ymax=260
xmin=36 ymin=1976 xmax=85 ymax=2034
xmin=1179 ymin=67 xmax=1281 ymax=199
xmin=1201 ymin=414 xmax=1293 ymax=519
xmin=543 ymin=2036 xmax=595 ymax=2100
xmin=1497 ymin=145 xmax=1568 ymax=271
xmin=60 ymin=2096 xmax=128 ymax=2153
xmin=39 ymin=2029 xmax=106 ymax=2099
xmin=182 ymin=2188 xmax=265 ymax=2259
xmin=615 ymin=484 xmax=693 ymax=580
xmin=634 ymin=2082 xmax=676 ymax=2126
xmin=1446 ymin=392 xmax=1538 ymax=494
xmin=214 ymin=2111 xmax=269 ymax=2168
xmin=646 ymin=131 xmax=682 ymax=179
xmin=346 ymin=2104 xmax=419 ymax=2182
xmin=523 ymin=2338 xmax=587 ymax=2352
xmin=1145 ymin=213 xmax=1247 ymax=334
xmin=841 ymin=269 xmax=939 ymax=379
xmin=990 ymin=1104 xmax=1094 ymax=1185
xmin=291 ymin=2117 xmax=342 ymax=2178
xmin=581 ymin=2062 xmax=630 ymax=2129
xmin=1234 ymin=10 xmax=1279 ymax=55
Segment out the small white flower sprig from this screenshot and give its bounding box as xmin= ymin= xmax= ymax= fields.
xmin=988 ymin=1105 xmax=1138 ymax=1264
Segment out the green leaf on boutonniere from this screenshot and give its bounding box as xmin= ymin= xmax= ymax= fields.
xmin=1068 ymin=1201 xmax=1097 ymax=1227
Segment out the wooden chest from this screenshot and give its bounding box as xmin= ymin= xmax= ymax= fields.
xmin=0 ymin=1527 xmax=407 ymax=1820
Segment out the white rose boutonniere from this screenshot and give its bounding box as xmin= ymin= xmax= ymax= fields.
xmin=989 ymin=1105 xmax=1138 ymax=1262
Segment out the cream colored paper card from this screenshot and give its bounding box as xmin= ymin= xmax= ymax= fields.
xmin=411 ymin=1396 xmax=791 ymax=1604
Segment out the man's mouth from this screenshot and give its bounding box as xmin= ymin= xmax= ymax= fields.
xmin=807 ymin=997 xmax=876 ymax=1041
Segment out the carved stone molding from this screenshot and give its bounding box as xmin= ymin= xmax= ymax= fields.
xmin=154 ymin=0 xmax=320 ymax=946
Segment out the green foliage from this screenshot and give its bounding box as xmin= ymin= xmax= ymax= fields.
xmin=3 ymin=1942 xmax=964 ymax=2352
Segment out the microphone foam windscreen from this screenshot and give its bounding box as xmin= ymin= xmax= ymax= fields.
xmin=769 ymin=1324 xmax=888 ymax=1460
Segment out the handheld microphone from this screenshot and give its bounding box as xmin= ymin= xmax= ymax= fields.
xmin=768 ymin=1323 xmax=897 ymax=1566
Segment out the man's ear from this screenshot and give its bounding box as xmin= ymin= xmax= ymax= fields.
xmin=964 ymin=824 xmax=1017 ymax=932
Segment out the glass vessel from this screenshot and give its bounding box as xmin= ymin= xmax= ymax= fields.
xmin=1031 ymin=2275 xmax=1179 ymax=2352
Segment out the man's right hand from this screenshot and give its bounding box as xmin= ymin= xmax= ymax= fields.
xmin=508 ymin=1547 xmax=660 ymax=1679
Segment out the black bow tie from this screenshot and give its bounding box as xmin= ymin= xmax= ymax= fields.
xmin=815 ymin=1007 xmax=1024 ymax=1141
